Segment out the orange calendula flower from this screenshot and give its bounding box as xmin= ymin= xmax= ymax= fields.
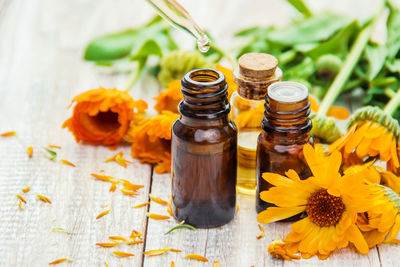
xmin=329 ymin=107 xmax=400 ymax=170
xmin=215 ymin=64 xmax=237 ymax=100
xmin=268 ymin=239 xmax=300 ymax=261
xmin=154 ymin=80 xmax=182 ymax=114
xmin=258 ymin=144 xmax=373 ymax=259
xmin=63 ymin=87 xmax=147 ymax=146
xmin=127 ymin=111 xmax=179 ymax=173
xmin=309 ymin=95 xmax=349 ymax=120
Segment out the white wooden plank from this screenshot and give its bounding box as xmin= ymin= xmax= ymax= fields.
xmin=0 ymin=0 xmax=153 ymax=266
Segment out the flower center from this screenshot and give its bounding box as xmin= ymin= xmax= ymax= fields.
xmin=306 ymin=190 xmax=345 ymax=227
xmin=90 ymin=111 xmax=120 ymax=132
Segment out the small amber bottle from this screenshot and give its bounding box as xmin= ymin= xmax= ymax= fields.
xmin=231 ymin=53 xmax=282 ymax=195
xmin=171 ymin=68 xmax=237 ymax=228
xmin=256 ymin=81 xmax=313 ymax=214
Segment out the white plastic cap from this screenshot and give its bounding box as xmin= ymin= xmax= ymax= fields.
xmin=268 ymin=81 xmax=308 ymax=103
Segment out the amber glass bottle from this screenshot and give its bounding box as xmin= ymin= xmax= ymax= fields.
xmin=256 ymin=81 xmax=313 ymax=214
xmin=231 ymin=53 xmax=282 ymax=195
xmin=171 ymin=68 xmax=237 ymax=228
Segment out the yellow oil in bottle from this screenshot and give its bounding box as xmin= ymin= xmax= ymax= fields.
xmin=230 ymin=53 xmax=282 ymax=196
xmin=237 ymin=131 xmax=259 ymax=195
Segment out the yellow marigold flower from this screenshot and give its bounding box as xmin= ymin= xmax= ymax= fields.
xmin=329 ymin=106 xmax=400 ymax=170
xmin=63 ymin=88 xmax=147 ymax=146
xmin=357 ymin=183 xmax=400 ymax=247
xmin=258 ymin=144 xmax=372 ymax=260
xmin=128 ymin=111 xmax=179 ymax=173
xmin=154 ymin=80 xmax=182 ymax=114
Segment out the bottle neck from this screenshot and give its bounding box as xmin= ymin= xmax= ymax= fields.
xmin=234 ymin=67 xmax=282 ymax=100
xmin=179 ymin=68 xmax=230 ymax=120
xmin=262 ymin=95 xmax=312 ymax=136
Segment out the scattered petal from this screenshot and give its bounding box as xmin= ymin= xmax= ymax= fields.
xmin=115 ymin=153 xmax=132 ymax=168
xmin=109 ymin=236 xmax=128 ymax=242
xmin=127 ymin=240 xmax=144 ymax=245
xmin=48 ymin=145 xmax=62 ymax=149
xmin=171 ymin=261 xmax=175 ymax=267
xmin=27 ymin=146 xmax=33 ymax=158
xmin=121 ymin=189 xmax=140 ymax=196
xmin=49 ymin=258 xmax=70 ymax=265
xmin=96 ymin=242 xmax=121 ymax=248
xmin=16 ymin=194 xmax=26 ymax=204
xmin=170 ymin=248 xmax=181 ymax=252
xmin=213 ymin=261 xmax=221 ymax=267
xmin=37 ymin=194 xmax=52 ymax=204
xmin=112 ymin=251 xmax=134 ymax=257
xmin=150 ymin=195 xmax=169 ymax=205
xmin=144 ymin=248 xmax=170 ymax=256
xmin=185 ymin=254 xmax=208 ymax=262
xmin=0 ymin=131 xmax=16 ymax=137
xmin=18 ymin=200 xmax=24 ymax=210
xmin=147 ymin=213 xmax=170 ymax=220
xmin=256 ymin=224 xmax=265 ymax=239
xmin=91 ymin=173 xmax=115 ymax=182
xmin=109 ymin=181 xmax=118 ymax=192
xmin=96 ymin=209 xmax=110 ymax=220
xmin=60 ymin=159 xmax=76 ymax=167
xmin=130 ymin=229 xmax=143 ymax=239
xmin=133 ymin=201 xmax=150 ymax=208
xmin=22 ymin=186 xmax=31 ymax=193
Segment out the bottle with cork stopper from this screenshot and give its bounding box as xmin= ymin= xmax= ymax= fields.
xmin=256 ymin=81 xmax=313 ymax=218
xmin=231 ymin=53 xmax=282 ymax=195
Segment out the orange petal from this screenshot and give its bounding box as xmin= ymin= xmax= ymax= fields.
xmin=185 ymin=254 xmax=208 ymax=262
xmin=257 ymin=206 xmax=305 ymax=224
xmin=144 ymin=248 xmax=170 ymax=256
xmin=326 ymin=106 xmax=350 ymax=120
xmin=147 ymin=213 xmax=170 ymax=220
xmin=27 ymin=146 xmax=33 ymax=158
xmin=150 ymin=195 xmax=169 ymax=205
xmin=96 ymin=242 xmax=121 ymax=247
xmin=49 ymin=258 xmax=69 ymax=265
xmin=0 ymin=131 xmax=16 ymax=137
xmin=60 ymin=159 xmax=76 ymax=167
xmin=112 ymin=251 xmax=134 ymax=257
xmin=96 ymin=209 xmax=110 ymax=219
xmin=133 ymin=202 xmax=150 ymax=208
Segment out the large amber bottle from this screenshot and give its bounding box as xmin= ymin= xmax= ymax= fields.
xmin=171 ymin=68 xmax=237 ymax=228
xmin=256 ymin=81 xmax=313 ymax=214
xmin=231 ymin=53 xmax=282 ymax=195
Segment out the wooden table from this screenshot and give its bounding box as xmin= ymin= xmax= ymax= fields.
xmin=1 ymin=0 xmax=398 ymax=266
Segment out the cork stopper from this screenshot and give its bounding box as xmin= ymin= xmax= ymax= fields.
xmin=238 ymin=53 xmax=278 ymax=80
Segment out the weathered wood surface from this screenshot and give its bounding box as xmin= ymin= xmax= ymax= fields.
xmin=0 ymin=0 xmax=398 ymax=266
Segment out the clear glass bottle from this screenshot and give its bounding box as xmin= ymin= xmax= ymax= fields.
xmin=171 ymin=68 xmax=237 ymax=228
xmin=256 ymin=81 xmax=313 ymax=219
xmin=231 ymin=53 xmax=282 ymax=195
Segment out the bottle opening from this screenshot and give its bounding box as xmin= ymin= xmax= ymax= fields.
xmin=185 ymin=69 xmax=225 ymax=87
xmin=268 ymin=81 xmax=308 ymax=103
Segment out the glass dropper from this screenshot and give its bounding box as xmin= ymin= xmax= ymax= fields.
xmin=146 ymin=0 xmax=210 ymax=53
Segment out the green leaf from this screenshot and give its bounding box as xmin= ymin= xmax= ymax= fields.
xmin=386 ymin=3 xmax=400 ymax=60
xmin=307 ymin=21 xmax=359 ymax=59
xmin=84 ymin=16 xmax=177 ymax=63
xmin=44 ymin=147 xmax=57 ymax=160
xmin=286 ymin=0 xmax=313 ymax=17
xmin=284 ymin=57 xmax=315 ymax=80
xmin=386 ymin=59 xmax=400 ymax=74
xmin=165 ymin=224 xmax=196 ymax=234
xmin=364 ymin=44 xmax=387 ymax=80
xmin=267 ymin=14 xmax=349 ymax=45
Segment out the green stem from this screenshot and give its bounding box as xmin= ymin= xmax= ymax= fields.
xmin=384 ymin=88 xmax=400 ymax=115
xmin=123 ymin=59 xmax=146 ymax=91
xmin=384 ymin=88 xmax=396 ymax=98
xmin=318 ymin=1 xmax=385 ymax=116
